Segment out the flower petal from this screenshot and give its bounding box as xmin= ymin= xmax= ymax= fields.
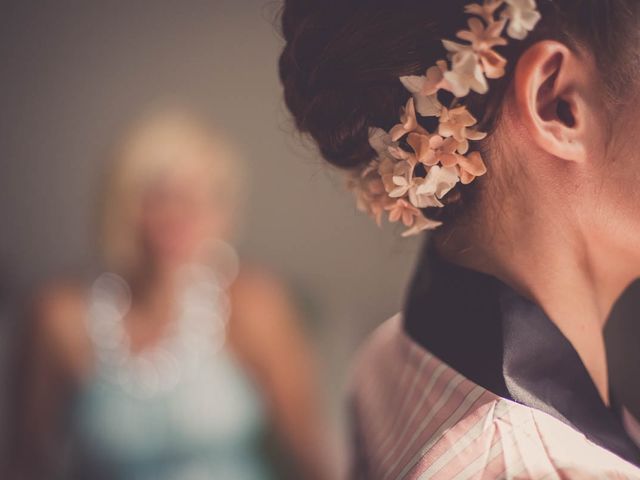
xmin=503 ymin=0 xmax=542 ymax=40
xmin=409 ymin=183 xmax=445 ymax=208
xmin=458 ymin=151 xmax=488 ymax=183
xmin=480 ymin=49 xmax=507 ymax=79
xmin=399 ymin=75 xmax=426 ymax=94
xmin=424 ymin=63 xmax=446 ymax=95
xmin=466 ymin=129 xmax=488 ymax=141
xmin=402 ymin=215 xmax=443 ymax=237
xmin=414 ymin=94 xmax=443 ymax=117
xmin=443 ymin=50 xmax=488 ymax=97
xmin=368 ymin=127 xmax=393 ymax=156
xmin=417 ymin=165 xmax=460 ymax=199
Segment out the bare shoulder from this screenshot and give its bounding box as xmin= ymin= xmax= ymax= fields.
xmin=230 ymin=264 xmax=290 ymax=302
xmin=33 ymin=280 xmax=86 ymax=329
xmin=30 ymin=280 xmax=91 ymax=373
xmin=227 ymin=264 xmax=303 ymax=352
xmin=229 ymin=264 xmax=294 ymax=324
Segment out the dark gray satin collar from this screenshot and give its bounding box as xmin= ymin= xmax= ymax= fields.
xmin=404 ymin=241 xmax=640 ymax=466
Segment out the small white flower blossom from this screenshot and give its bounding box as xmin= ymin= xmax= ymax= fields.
xmin=503 ymin=0 xmax=542 ymax=40
xmin=416 ymin=165 xmax=461 ymax=200
xmin=409 ymin=178 xmax=445 ymax=209
xmin=399 ymin=60 xmax=448 ymax=117
xmin=442 ymin=42 xmax=488 ymax=97
xmin=389 ymin=160 xmax=416 ymax=198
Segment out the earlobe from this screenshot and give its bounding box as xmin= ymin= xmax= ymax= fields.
xmin=513 ymin=41 xmax=588 ymax=162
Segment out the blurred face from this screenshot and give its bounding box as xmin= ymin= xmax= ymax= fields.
xmin=138 ymin=166 xmax=232 ymax=269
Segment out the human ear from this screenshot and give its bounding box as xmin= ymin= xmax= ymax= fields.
xmin=513 ymin=41 xmax=592 ymax=163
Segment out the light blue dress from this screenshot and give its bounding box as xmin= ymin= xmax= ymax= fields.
xmin=67 ymin=269 xmax=273 ymax=480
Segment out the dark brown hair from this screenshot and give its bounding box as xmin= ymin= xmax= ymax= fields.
xmin=279 ymin=0 xmax=640 ymax=226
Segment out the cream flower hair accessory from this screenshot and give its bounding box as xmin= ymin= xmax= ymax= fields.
xmin=348 ymin=0 xmax=541 ymax=237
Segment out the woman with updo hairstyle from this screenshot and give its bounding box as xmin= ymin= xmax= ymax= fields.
xmin=280 ymin=0 xmax=640 ymax=477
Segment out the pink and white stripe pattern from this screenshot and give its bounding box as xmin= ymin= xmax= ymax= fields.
xmin=349 ymin=315 xmax=640 ymax=479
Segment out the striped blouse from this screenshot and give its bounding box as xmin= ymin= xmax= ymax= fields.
xmin=349 ymin=244 xmax=640 ymax=479
xmin=350 ymin=315 xmax=640 ymax=479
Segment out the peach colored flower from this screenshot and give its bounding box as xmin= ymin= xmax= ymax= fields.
xmin=369 ymin=196 xmax=394 ymax=226
xmin=456 ymin=17 xmax=508 ymax=79
xmin=348 ymin=171 xmax=392 ymax=226
xmin=377 ymin=156 xmax=397 ymax=193
xmin=389 ymin=98 xmax=426 ymax=141
xmin=503 ymin=0 xmax=542 ymax=40
xmin=385 ymin=199 xmax=421 ymax=227
xmin=388 ymin=144 xmax=417 ymax=164
xmin=438 ymin=106 xmax=487 ymax=154
xmin=368 ymin=128 xmax=416 ymax=191
xmin=407 ymin=132 xmax=462 ymax=167
xmin=401 ymin=215 xmax=443 ymax=237
xmin=457 ymin=151 xmax=488 ymax=184
xmin=408 ymin=131 xmax=487 ymax=185
xmin=367 ymin=197 xmax=393 ymax=226
xmin=458 ymin=17 xmax=508 ymax=51
xmin=399 ymin=60 xmax=448 ymax=117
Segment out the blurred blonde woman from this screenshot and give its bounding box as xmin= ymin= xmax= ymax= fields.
xmin=12 ymin=109 xmax=331 ymax=480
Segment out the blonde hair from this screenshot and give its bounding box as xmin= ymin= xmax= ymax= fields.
xmin=99 ymin=107 xmax=245 ymax=274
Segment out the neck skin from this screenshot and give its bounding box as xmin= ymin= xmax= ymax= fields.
xmin=437 ymin=174 xmax=638 ymax=406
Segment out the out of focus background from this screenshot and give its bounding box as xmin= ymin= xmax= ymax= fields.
xmin=0 ymin=1 xmax=422 ymax=477
xmin=0 ymin=0 xmax=638 ymax=478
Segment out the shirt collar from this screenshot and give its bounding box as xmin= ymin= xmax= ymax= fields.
xmin=404 ymin=241 xmax=640 ymax=466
